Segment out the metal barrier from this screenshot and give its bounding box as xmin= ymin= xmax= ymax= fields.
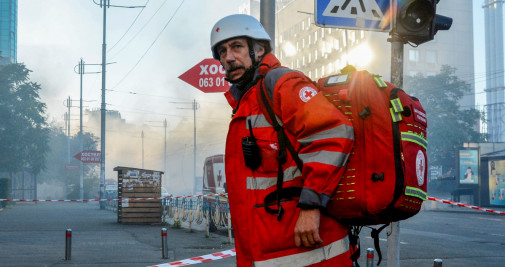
xmin=104 ymin=190 xmax=118 ymax=212
xmin=161 ymin=195 xmax=232 ymax=242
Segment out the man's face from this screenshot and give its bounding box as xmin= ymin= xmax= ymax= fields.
xmin=217 ymin=38 xmax=252 ymax=81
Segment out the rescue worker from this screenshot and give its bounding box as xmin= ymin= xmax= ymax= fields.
xmin=211 ymin=14 xmax=354 ymax=266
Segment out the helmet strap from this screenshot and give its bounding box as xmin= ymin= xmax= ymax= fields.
xmin=247 ymin=38 xmax=256 ymax=66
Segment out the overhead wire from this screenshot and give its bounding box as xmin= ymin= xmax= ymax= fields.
xmin=109 ymin=0 xmax=169 ymax=60
xmin=111 ymin=0 xmax=185 ymax=89
xmin=108 ymin=0 xmax=150 ymax=53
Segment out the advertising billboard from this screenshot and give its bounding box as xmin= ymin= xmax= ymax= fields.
xmin=488 ymin=160 xmax=505 ymax=206
xmin=458 ymin=148 xmax=479 ymax=185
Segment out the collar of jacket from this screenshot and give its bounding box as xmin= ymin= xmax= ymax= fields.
xmin=224 ymin=53 xmax=282 ymax=108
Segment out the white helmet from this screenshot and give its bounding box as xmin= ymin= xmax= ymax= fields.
xmin=210 ymin=14 xmax=272 ymax=60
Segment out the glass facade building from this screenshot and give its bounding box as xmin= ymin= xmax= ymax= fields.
xmin=0 ymin=0 xmax=16 ymax=65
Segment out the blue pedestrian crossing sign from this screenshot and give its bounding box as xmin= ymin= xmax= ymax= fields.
xmin=315 ymin=0 xmax=393 ymax=32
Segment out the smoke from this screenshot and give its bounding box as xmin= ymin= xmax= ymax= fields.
xmin=37 ymin=182 xmax=66 ymax=200
xmin=84 ymin=100 xmax=230 ymax=196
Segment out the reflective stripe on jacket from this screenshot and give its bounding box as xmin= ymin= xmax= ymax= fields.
xmin=224 ymin=53 xmax=354 ymax=266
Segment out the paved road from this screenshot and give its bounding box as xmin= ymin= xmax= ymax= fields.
xmin=0 ymin=202 xmax=234 ymax=267
xmin=1 ymin=201 xmax=504 ymax=266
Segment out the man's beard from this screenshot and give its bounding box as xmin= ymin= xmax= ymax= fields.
xmin=225 ymin=63 xmax=255 ymax=86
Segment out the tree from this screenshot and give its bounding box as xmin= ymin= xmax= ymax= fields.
xmin=404 ymin=65 xmax=486 ymax=170
xmin=0 ymin=63 xmax=49 ymax=176
xmin=37 ymin=124 xmax=99 ymax=199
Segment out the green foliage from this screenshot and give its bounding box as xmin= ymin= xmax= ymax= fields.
xmin=0 ymin=64 xmax=49 ymax=175
xmin=404 ymin=65 xmax=486 ymax=169
xmin=37 ymin=124 xmax=99 ymax=199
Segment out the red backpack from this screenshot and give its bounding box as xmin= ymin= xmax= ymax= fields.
xmin=316 ymin=70 xmax=428 ymax=225
xmin=259 ymin=69 xmax=428 ymax=264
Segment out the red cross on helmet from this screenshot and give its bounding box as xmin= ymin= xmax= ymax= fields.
xmin=210 ymin=14 xmax=272 ymax=60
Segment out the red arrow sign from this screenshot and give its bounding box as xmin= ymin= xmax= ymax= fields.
xmin=74 ymin=150 xmax=101 ymax=163
xmin=178 ymin=58 xmax=231 ymax=93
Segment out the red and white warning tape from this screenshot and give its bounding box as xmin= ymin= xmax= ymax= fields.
xmin=0 ymin=193 xmax=228 ymax=202
xmin=427 ymin=196 xmax=505 ymax=216
xmin=1 ymin=194 xmax=504 ymax=216
xmin=148 ymin=249 xmax=236 ymax=266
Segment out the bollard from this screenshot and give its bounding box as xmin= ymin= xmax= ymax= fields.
xmin=227 ymin=211 xmax=232 ymax=244
xmin=161 ymin=228 xmax=169 ymax=259
xmin=366 ymin=248 xmax=374 ymax=267
xmin=205 ymin=209 xmax=210 ymax=238
xmin=434 ymin=259 xmax=443 ymax=267
xmin=65 ymin=229 xmax=72 ymax=261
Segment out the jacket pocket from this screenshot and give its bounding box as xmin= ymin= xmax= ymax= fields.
xmin=255 ymin=138 xmax=279 ymax=174
xmin=252 ymin=199 xmax=299 ymax=255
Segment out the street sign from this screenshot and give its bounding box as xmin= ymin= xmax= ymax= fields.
xmin=315 ymin=0 xmax=392 ymax=32
xmin=178 ymin=58 xmax=231 ymax=93
xmin=74 ymin=150 xmax=101 ymax=164
xmin=65 ymin=165 xmax=79 ymax=171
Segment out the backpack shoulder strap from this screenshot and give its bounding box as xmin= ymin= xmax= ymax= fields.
xmin=258 ymin=67 xmax=304 ymax=221
xmin=259 ymin=67 xmax=303 ymax=171
xmin=264 ymin=67 xmax=297 ymax=100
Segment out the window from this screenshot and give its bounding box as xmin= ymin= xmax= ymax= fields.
xmin=308 ymin=53 xmax=311 ymax=63
xmin=303 ymin=56 xmax=305 ymax=66
xmin=426 ymin=50 xmax=437 ymax=64
xmin=409 ymin=50 xmax=419 ymax=62
xmin=314 ymin=31 xmax=318 ymax=42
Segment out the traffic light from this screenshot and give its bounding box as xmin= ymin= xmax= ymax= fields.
xmin=394 ymin=0 xmax=453 ymax=45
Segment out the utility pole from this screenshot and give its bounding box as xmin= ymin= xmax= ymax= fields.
xmin=193 ymin=100 xmax=199 ymax=194
xmin=178 ymin=100 xmax=199 ymax=193
xmin=66 ymin=97 xmax=71 ymax=165
xmin=141 ymin=130 xmax=145 ymax=169
xmin=387 ymin=32 xmax=405 ymax=267
xmin=95 ymin=0 xmax=145 ymax=210
xmin=99 ymin=0 xmax=109 ymax=210
xmin=164 ymin=119 xmax=167 ymax=174
xmin=74 ymin=58 xmax=101 ymax=199
xmin=260 ymin=0 xmax=275 ymax=54
xmin=75 ymin=58 xmax=101 ymax=201
xmin=78 ymin=59 xmax=84 ymax=201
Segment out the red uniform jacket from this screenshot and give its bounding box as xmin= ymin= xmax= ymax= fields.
xmin=224 ymin=53 xmax=354 ymax=266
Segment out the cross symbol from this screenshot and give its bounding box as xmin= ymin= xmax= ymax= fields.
xmin=304 ymin=90 xmax=314 ymax=98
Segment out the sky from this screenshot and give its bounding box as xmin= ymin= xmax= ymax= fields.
xmin=16 ymin=0 xmax=497 ymax=194
xmin=18 ymin=0 xmax=243 ymax=194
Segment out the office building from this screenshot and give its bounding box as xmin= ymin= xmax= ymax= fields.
xmin=0 ymin=0 xmax=16 ymax=65
xmin=275 ymin=0 xmax=474 ymax=107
